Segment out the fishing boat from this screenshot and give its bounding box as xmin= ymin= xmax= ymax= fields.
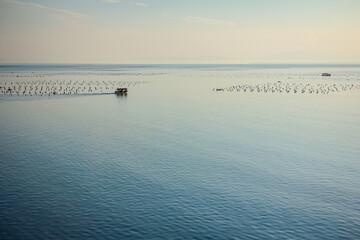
xmin=115 ymin=88 xmax=128 ymax=94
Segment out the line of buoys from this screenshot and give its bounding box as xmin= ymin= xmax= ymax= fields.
xmin=183 ymin=72 xmax=360 ymax=81
xmin=0 ymin=72 xmax=166 ymax=78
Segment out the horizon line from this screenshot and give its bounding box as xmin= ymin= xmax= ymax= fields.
xmin=1 ymin=62 xmax=360 ymax=65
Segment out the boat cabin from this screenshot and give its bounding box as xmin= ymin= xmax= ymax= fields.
xmin=115 ymin=88 xmax=128 ymax=94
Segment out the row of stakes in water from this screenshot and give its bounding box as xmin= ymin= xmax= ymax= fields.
xmin=0 ymin=80 xmax=150 ymax=96
xmin=0 ymin=72 xmax=166 ymax=78
xmin=213 ymin=82 xmax=360 ymax=94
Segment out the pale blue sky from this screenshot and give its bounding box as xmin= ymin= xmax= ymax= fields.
xmin=0 ymin=0 xmax=359 ymax=63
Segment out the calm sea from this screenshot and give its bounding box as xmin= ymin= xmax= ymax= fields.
xmin=0 ymin=64 xmax=360 ymax=239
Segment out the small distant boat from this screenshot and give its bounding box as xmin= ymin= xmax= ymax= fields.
xmin=115 ymin=88 xmax=128 ymax=94
xmin=322 ymin=73 xmax=331 ymax=76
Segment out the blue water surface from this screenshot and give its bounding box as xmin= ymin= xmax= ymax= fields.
xmin=0 ymin=65 xmax=360 ymax=239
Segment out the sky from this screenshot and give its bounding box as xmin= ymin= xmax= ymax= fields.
xmin=0 ymin=0 xmax=359 ymax=64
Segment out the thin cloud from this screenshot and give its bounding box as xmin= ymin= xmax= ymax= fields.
xmin=129 ymin=2 xmax=147 ymax=7
xmin=102 ymin=0 xmax=121 ymax=2
xmin=1 ymin=0 xmax=88 ymax=20
xmin=135 ymin=2 xmax=147 ymax=7
xmin=184 ymin=16 xmax=235 ymax=26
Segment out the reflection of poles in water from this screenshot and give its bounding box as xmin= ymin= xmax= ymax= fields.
xmin=213 ymin=82 xmax=360 ymax=95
